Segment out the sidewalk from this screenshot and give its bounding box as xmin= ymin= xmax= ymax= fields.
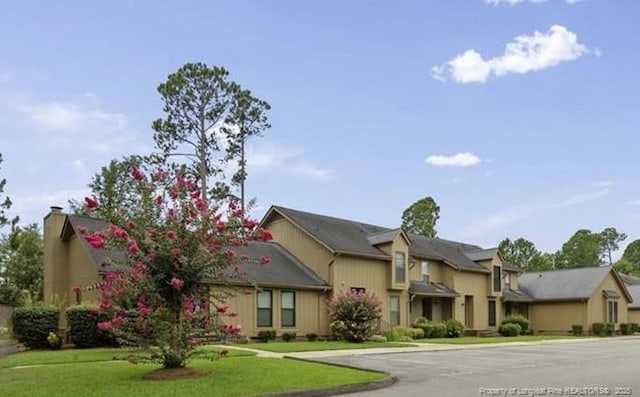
xmin=216 ymin=335 xmax=640 ymax=360
xmin=0 ymin=340 xmax=25 ymax=360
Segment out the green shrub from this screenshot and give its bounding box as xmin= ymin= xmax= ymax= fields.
xmin=389 ymin=326 xmax=423 ymax=340
xmin=421 ymin=322 xmax=447 ymax=338
xmin=631 ymin=323 xmax=640 ymax=333
xmin=412 ymin=317 xmax=429 ymax=327
xmin=281 ymin=332 xmax=297 ymax=342
xmin=383 ymin=328 xmax=402 ymax=342
xmin=327 ymin=290 xmax=382 ymax=343
xmin=305 ymin=333 xmax=318 ymax=342
xmin=498 ymin=323 xmax=522 ymax=337
xmin=619 ymin=323 xmax=632 ymax=335
xmin=445 ymin=319 xmax=465 ymax=338
xmin=11 ymin=307 xmax=59 ymax=348
xmin=604 ymin=323 xmax=615 ymax=336
xmin=369 ymin=335 xmax=387 ymax=343
xmin=257 ymin=330 xmax=276 ymax=342
xmin=66 ymin=305 xmax=118 ymax=348
xmin=235 ymin=335 xmax=250 ymax=344
xmin=502 ymin=315 xmax=530 ymax=334
xmin=397 ymin=335 xmax=413 ymax=342
xmin=571 ymin=324 xmax=584 ymax=336
xmin=591 ymin=322 xmax=606 ymax=336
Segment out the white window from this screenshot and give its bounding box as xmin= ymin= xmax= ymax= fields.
xmin=390 ymin=296 xmax=400 ymax=326
xmin=421 ymin=261 xmax=430 ymax=283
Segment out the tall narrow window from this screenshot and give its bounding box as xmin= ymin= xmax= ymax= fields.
xmin=504 ymin=273 xmax=511 ymax=289
xmin=493 ymin=266 xmax=502 ymax=293
xmin=395 ymin=252 xmax=406 ymax=283
xmin=614 ymin=301 xmax=618 ymax=323
xmin=488 ymin=300 xmax=496 ymax=326
xmin=421 ymin=261 xmax=430 ymax=283
xmin=390 ymin=296 xmax=400 ymax=326
xmin=609 ymin=300 xmax=619 ymax=324
xmin=257 ymin=290 xmax=272 ymax=327
xmin=281 ymin=291 xmax=295 ymax=327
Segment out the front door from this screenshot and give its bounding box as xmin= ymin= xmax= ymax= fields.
xmin=422 ymin=298 xmax=433 ymax=320
xmin=464 ymin=295 xmax=474 ymax=328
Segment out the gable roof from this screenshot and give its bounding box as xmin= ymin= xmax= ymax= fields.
xmin=628 ymin=286 xmax=640 ymax=309
xmin=265 ymin=206 xmax=390 ymax=259
xmin=518 ymin=266 xmax=632 ymax=302
xmin=502 ymin=288 xmax=534 ymax=303
xmin=266 ymin=205 xmax=491 ymax=272
xmin=409 ymin=280 xmax=458 ymax=297
xmin=464 ymin=248 xmax=498 ymax=262
xmin=61 ymin=215 xmax=124 ymax=271
xmin=60 ymin=214 xmax=329 ymax=290
xmin=619 ymin=273 xmax=640 ymax=286
xmin=231 ymin=242 xmax=330 ymax=290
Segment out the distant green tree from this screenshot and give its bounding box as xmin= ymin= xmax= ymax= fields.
xmin=559 ymin=229 xmax=603 ymax=268
xmin=0 ymin=224 xmax=44 ymax=305
xmin=69 ymin=155 xmax=148 ymax=224
xmin=622 ymin=239 xmax=640 ymax=267
xmin=152 ymin=62 xmax=270 ymax=205
xmin=614 ymin=258 xmax=640 ymax=276
xmin=599 ymin=227 xmax=627 ymax=266
xmin=401 ymin=197 xmax=440 ymax=238
xmin=0 ymin=153 xmax=18 ymax=229
xmin=498 ymin=237 xmax=551 ymax=272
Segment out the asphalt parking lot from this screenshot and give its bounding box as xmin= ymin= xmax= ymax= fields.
xmin=318 ymin=339 xmax=640 ymax=397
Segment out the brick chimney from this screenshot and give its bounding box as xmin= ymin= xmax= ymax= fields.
xmin=43 ymin=206 xmax=67 ymax=305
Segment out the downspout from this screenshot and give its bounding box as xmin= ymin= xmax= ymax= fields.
xmin=327 ymin=252 xmax=341 ymax=290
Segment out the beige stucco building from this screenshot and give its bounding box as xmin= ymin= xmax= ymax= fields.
xmin=43 ymin=204 xmax=634 ymax=336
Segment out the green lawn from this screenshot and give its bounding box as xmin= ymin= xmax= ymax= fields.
xmin=0 ymin=348 xmax=385 ymax=397
xmin=0 ymin=346 xmax=253 ymax=369
xmin=421 ymin=335 xmax=585 ymax=344
xmin=245 ymin=340 xmax=416 ymax=353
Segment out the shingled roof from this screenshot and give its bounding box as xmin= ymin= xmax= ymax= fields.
xmin=619 ymin=273 xmax=640 ymax=286
xmin=628 ymin=285 xmax=640 ymax=309
xmin=518 ymin=266 xmax=632 ymax=302
xmin=60 ymin=214 xmax=329 ymax=289
xmin=267 ymin=205 xmax=492 ymax=272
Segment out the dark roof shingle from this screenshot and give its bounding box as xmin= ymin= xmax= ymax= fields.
xmin=518 ymin=267 xmax=619 ymax=301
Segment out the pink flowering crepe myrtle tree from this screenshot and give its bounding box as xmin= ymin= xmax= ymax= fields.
xmin=79 ymin=165 xmax=273 ymax=369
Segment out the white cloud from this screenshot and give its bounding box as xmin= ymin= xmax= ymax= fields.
xmin=425 ymin=152 xmax=483 ymax=167
xmin=432 ymin=25 xmax=589 ymax=84
xmin=592 ymin=180 xmax=613 ymax=188
xmin=549 ymin=189 xmax=609 ymax=208
xmin=244 ymin=143 xmax=335 ymax=181
xmin=463 ymin=187 xmax=610 ymax=237
xmin=486 ymin=0 xmax=584 ymax=5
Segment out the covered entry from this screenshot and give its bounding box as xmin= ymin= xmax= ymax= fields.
xmin=502 ymin=289 xmax=532 ymax=319
xmin=410 ymin=280 xmax=459 ymax=323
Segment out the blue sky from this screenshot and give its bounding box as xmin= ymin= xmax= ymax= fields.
xmin=1 ymin=0 xmax=639 ymax=257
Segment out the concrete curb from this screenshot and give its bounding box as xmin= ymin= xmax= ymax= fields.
xmin=259 ymin=356 xmax=396 ymax=397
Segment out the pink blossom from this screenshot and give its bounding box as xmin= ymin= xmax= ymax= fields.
xmin=105 ymin=272 xmax=117 ymax=282
xmin=153 ymin=169 xmax=167 ymax=181
xmin=216 ymin=222 xmax=226 ymax=233
xmin=76 ymin=226 xmax=87 ymax=235
xmin=190 ymin=190 xmax=201 ymax=199
xmin=131 ymin=166 xmax=144 ymax=181
xmin=261 ymin=229 xmax=274 ymax=242
xmin=127 ymin=220 xmax=137 ymax=229
xmin=140 ymin=306 xmax=151 ymax=316
xmin=97 ymin=321 xmax=111 ymax=331
xmin=170 ymin=189 xmax=179 ymax=200
xmin=85 ymin=234 xmax=105 ymax=249
xmin=217 ymin=305 xmax=229 ymax=314
xmin=155 ymin=195 xmax=164 ymax=206
xmin=170 ymin=277 xmax=185 ymax=290
xmin=84 ymin=196 xmax=99 ymax=209
xmin=244 ymin=219 xmax=258 ymax=230
xmin=260 ymin=256 xmax=270 ymax=265
xmin=166 ymin=230 xmax=177 ymax=240
xmin=73 ymin=286 xmax=81 ymax=293
xmin=129 ymin=240 xmax=140 ymax=255
xmin=171 ymin=247 xmax=182 ymax=257
xmin=112 ymin=316 xmax=125 ymax=326
xmin=226 ymin=249 xmax=236 ymax=259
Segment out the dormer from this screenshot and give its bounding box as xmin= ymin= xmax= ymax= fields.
xmin=367 ymin=228 xmax=411 ymax=290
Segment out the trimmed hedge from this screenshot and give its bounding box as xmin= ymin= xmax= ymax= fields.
xmin=502 ymin=315 xmax=530 ymax=334
xmin=498 ymin=323 xmax=521 ymax=337
xmin=66 ymin=305 xmax=117 ymax=348
xmin=620 ymin=323 xmax=633 ymax=335
xmin=604 ymin=323 xmax=615 ymax=336
xmin=445 ymin=319 xmax=464 ymax=338
xmin=305 ymin=333 xmax=318 ymax=342
xmin=571 ymin=324 xmax=584 ymax=336
xmin=257 ymin=330 xmax=276 ymax=342
xmin=423 ymin=322 xmax=447 ymax=338
xmin=281 ymin=332 xmax=297 ymax=342
xmin=631 ymin=323 xmax=640 ymax=333
xmin=591 ymin=322 xmax=606 ymax=336
xmin=11 ymin=307 xmax=60 ymax=348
